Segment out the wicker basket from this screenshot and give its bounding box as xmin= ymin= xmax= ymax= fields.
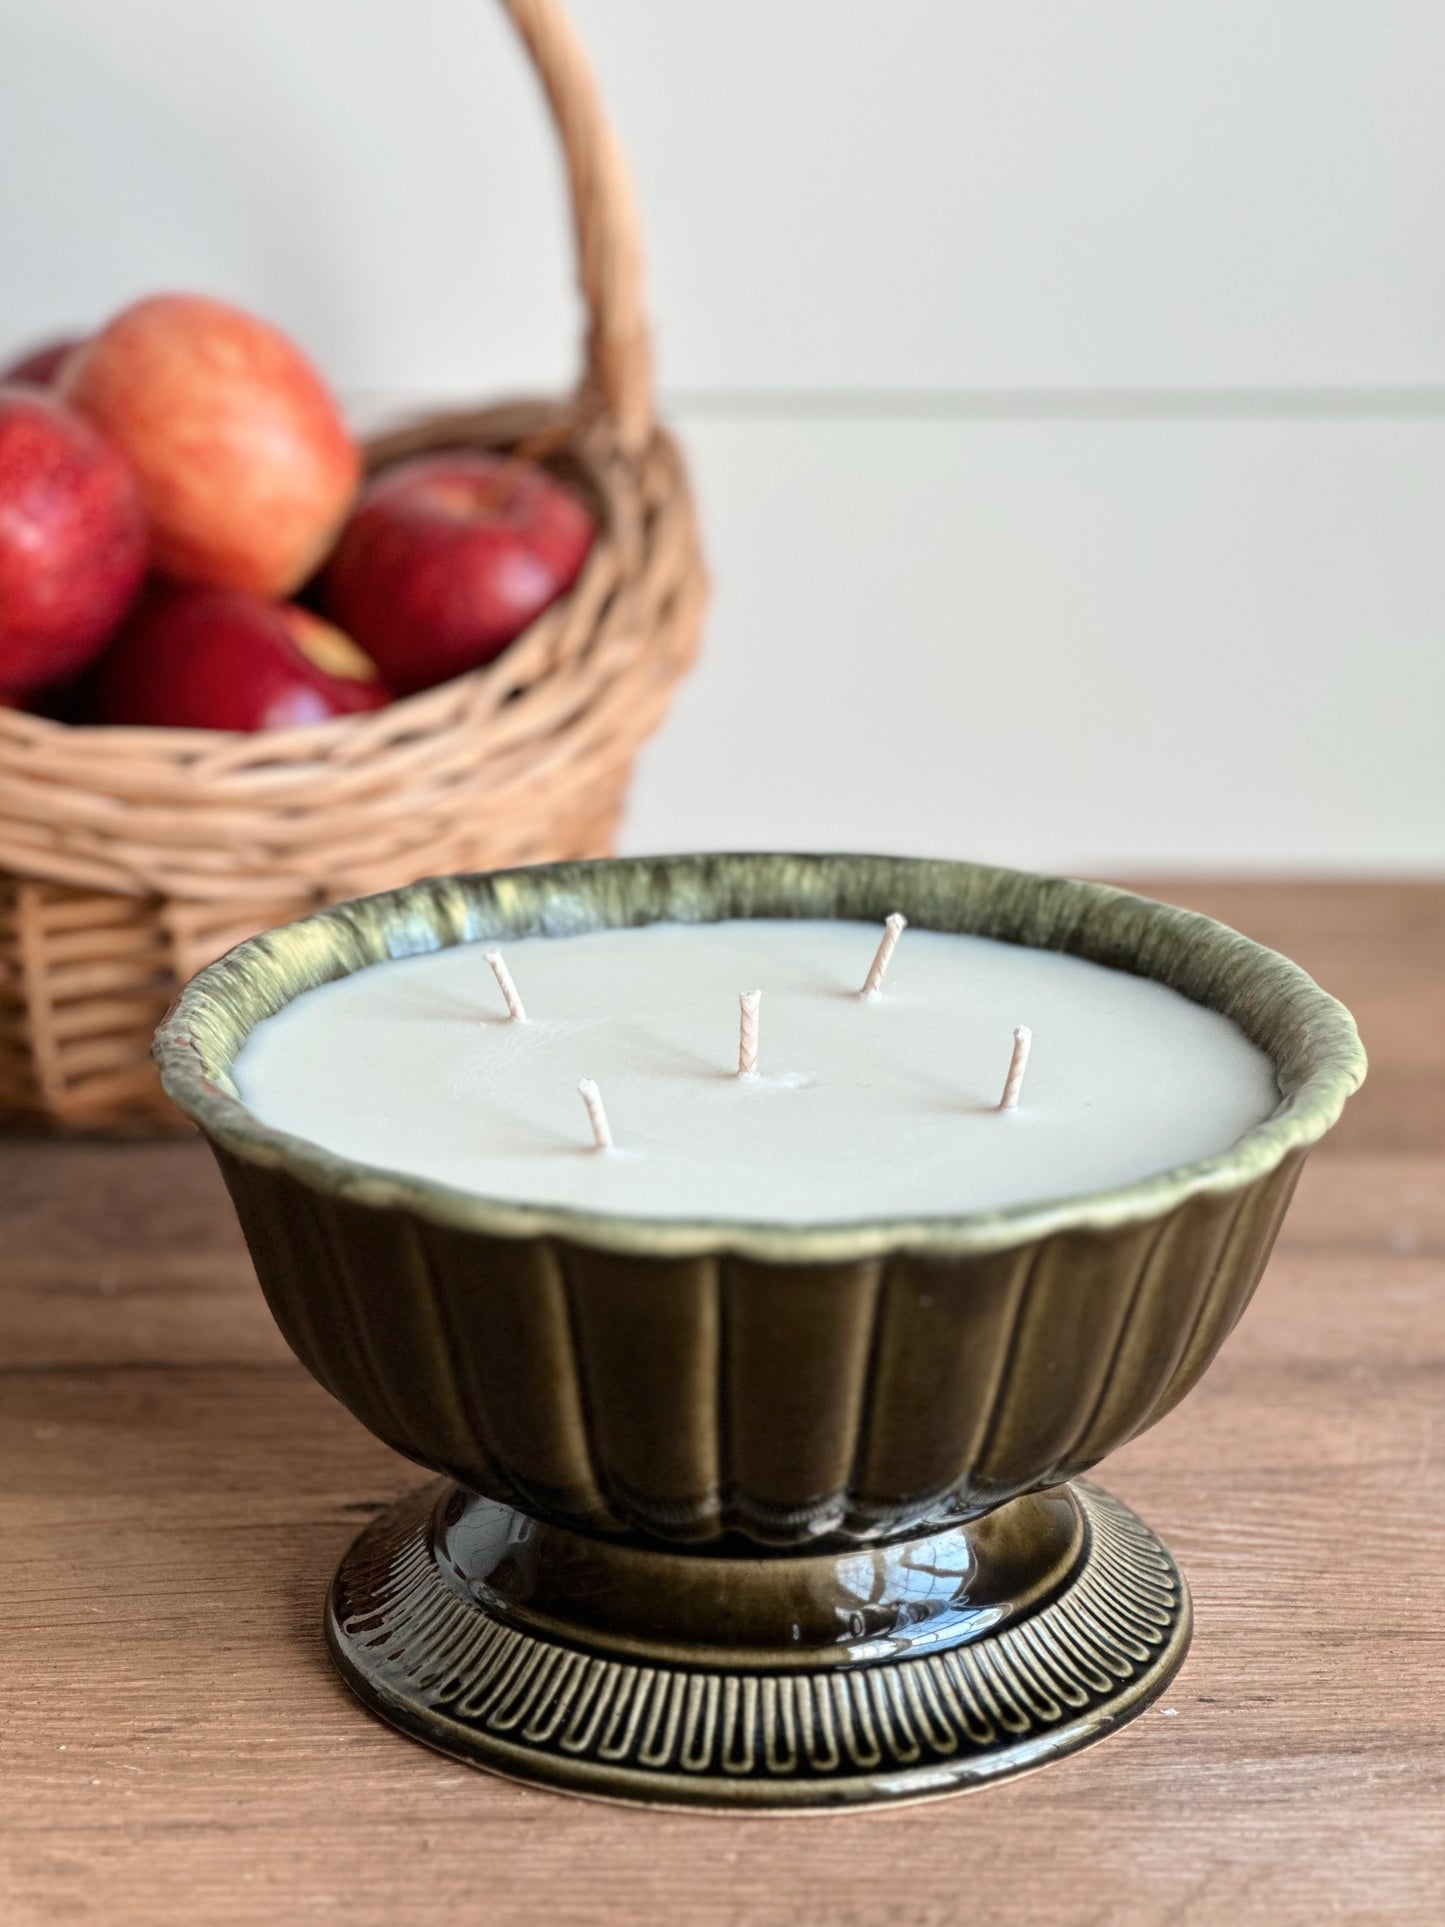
xmin=0 ymin=0 xmax=705 ymax=1130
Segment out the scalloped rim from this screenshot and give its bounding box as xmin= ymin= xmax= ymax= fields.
xmin=154 ymin=853 xmax=1366 ymax=1263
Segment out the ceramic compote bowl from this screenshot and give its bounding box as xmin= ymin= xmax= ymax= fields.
xmin=155 ymin=854 xmax=1364 ymax=1810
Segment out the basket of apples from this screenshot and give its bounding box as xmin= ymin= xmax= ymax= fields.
xmin=0 ymin=0 xmax=704 ymax=1129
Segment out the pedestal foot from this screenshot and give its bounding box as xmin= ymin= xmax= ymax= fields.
xmin=327 ymin=1480 xmax=1190 ymax=1811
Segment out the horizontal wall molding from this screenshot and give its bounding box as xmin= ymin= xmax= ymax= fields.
xmin=345 ymin=388 xmax=1445 ymax=429
xmin=661 ymin=388 xmax=1445 ymax=424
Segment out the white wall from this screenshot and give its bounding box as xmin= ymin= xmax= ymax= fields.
xmin=4 ymin=0 xmax=1442 ymax=870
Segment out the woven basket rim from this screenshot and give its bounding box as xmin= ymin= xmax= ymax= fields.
xmin=1 ymin=633 xmax=552 ymax=758
xmin=154 ymin=852 xmax=1367 ymax=1263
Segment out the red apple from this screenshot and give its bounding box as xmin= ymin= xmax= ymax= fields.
xmin=320 ymin=452 xmax=595 ymax=695
xmin=61 ymin=294 xmax=359 ymax=598
xmin=2 ymin=336 xmax=83 ymax=386
xmin=89 ymin=584 xmax=390 ymax=731
xmin=0 ymin=385 xmax=148 ymax=693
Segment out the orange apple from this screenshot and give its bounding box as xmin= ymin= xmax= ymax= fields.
xmin=61 ymin=295 xmax=359 ymax=597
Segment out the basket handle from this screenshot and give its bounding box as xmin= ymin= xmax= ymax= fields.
xmin=503 ymin=0 xmax=653 ymax=451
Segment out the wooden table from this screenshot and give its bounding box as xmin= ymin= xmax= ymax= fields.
xmin=3 ymin=882 xmax=1442 ymax=1926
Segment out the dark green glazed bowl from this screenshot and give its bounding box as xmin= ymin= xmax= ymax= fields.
xmin=155 ymin=854 xmax=1364 ymax=1551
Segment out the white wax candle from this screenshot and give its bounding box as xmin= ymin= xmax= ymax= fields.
xmin=234 ymin=920 xmax=1279 ymax=1226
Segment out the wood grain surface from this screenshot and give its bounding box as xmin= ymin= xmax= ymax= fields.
xmin=2 ymin=881 xmax=1441 ymax=1927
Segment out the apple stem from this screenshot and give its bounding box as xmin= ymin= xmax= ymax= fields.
xmin=578 ymin=1078 xmax=614 ymax=1152
xmin=738 ymin=989 xmax=762 ymax=1077
xmin=484 ymin=949 xmax=528 ymax=1024
xmin=998 ymin=1026 xmax=1033 ymax=1110
xmin=860 ymin=912 xmax=908 ymax=998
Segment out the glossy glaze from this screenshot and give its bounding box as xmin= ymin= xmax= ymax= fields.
xmin=433 ymin=1484 xmax=1086 ymax=1669
xmin=327 ymin=1479 xmax=1191 ymax=1809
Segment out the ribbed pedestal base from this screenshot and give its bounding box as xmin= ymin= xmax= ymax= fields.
xmin=327 ymin=1479 xmax=1190 ymax=1811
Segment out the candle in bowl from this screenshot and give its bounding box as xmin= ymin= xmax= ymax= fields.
xmin=154 ymin=854 xmax=1365 ymax=1812
xmin=231 ymin=919 xmax=1282 ymax=1225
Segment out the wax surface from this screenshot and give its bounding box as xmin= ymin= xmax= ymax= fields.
xmin=235 ymin=920 xmax=1280 ymax=1225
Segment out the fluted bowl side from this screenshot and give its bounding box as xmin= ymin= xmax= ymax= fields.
xmin=160 ymin=854 xmax=1364 ymax=1545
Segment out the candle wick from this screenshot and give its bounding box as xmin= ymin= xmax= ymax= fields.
xmin=738 ymin=989 xmax=762 ymax=1077
xmin=578 ymin=1078 xmax=614 ymax=1151
xmin=860 ymin=913 xmax=908 ymax=998
xmin=998 ymin=1025 xmax=1033 ymax=1110
xmin=484 ymin=949 xmax=527 ymax=1023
